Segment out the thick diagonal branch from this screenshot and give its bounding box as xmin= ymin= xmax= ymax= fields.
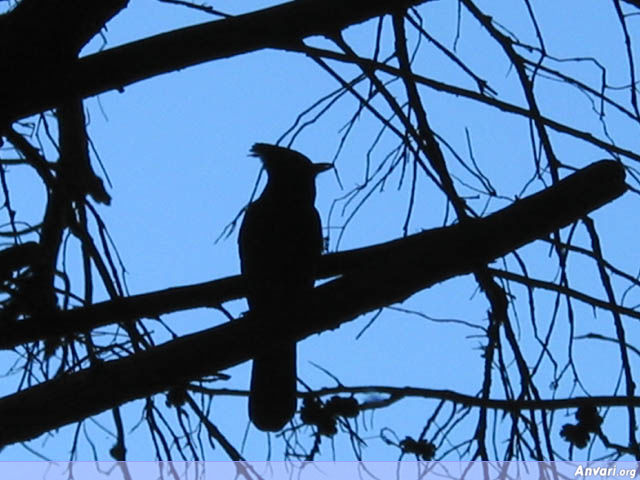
xmin=0 ymin=160 xmax=626 ymax=446
xmin=0 ymin=160 xmax=626 ymax=349
xmin=2 ymin=0 xmax=428 ymax=123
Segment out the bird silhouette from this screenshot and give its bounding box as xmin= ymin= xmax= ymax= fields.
xmin=238 ymin=143 xmax=331 ymax=431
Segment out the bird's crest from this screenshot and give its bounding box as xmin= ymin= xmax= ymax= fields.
xmin=250 ymin=143 xmax=332 ymax=175
xmin=250 ymin=143 xmax=311 ymax=165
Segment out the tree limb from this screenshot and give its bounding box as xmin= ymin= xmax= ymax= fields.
xmin=0 ymin=160 xmax=626 ymax=349
xmin=0 ymin=160 xmax=626 ymax=446
xmin=2 ymin=0 xmax=428 ymax=123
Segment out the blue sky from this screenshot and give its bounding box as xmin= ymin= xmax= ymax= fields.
xmin=1 ymin=0 xmax=639 ymax=461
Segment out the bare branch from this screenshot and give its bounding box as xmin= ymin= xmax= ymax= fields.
xmin=0 ymin=160 xmax=626 ymax=446
xmin=2 ymin=0 xmax=430 ymax=123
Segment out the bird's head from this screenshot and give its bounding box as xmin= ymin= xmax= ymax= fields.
xmin=250 ymin=143 xmax=332 ymax=179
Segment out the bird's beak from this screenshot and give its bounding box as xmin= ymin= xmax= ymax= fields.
xmin=312 ymin=163 xmax=333 ymax=175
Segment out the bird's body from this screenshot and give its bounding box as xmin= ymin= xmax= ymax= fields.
xmin=238 ymin=143 xmax=330 ymax=431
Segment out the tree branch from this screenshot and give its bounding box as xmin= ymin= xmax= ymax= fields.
xmin=2 ymin=0 xmax=428 ymax=123
xmin=0 ymin=160 xmax=626 ymax=349
xmin=0 ymin=160 xmax=626 ymax=446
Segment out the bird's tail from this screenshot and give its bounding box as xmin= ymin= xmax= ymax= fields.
xmin=249 ymin=344 xmax=297 ymax=431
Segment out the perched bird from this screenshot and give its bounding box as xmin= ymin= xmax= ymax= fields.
xmin=238 ymin=143 xmax=331 ymax=431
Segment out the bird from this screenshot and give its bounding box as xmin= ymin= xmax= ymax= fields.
xmin=238 ymin=143 xmax=331 ymax=431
